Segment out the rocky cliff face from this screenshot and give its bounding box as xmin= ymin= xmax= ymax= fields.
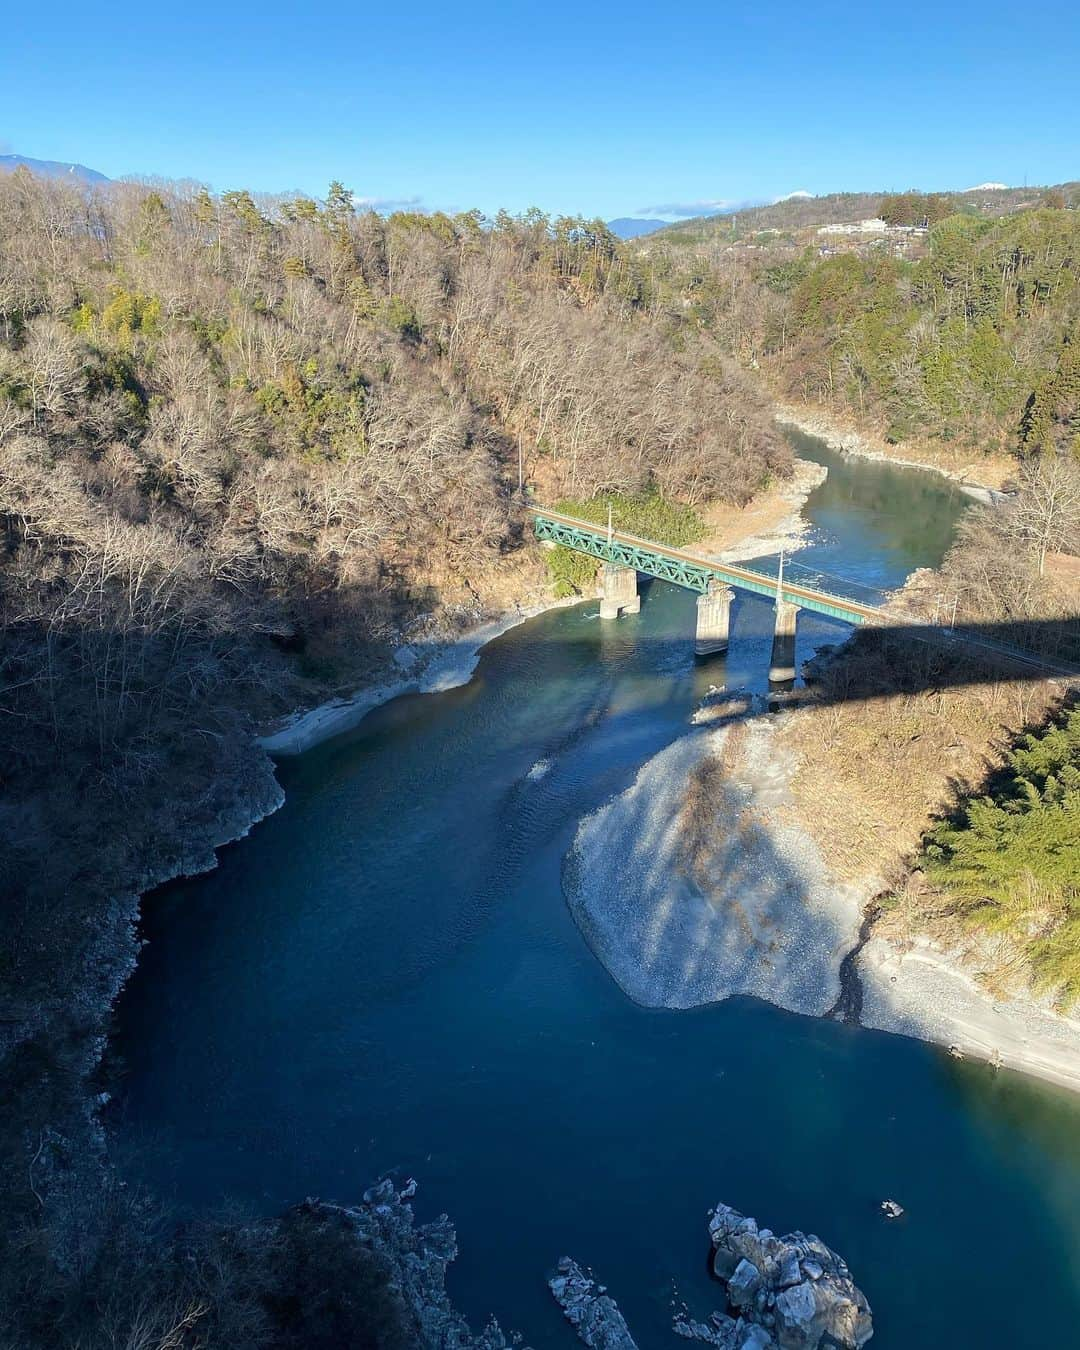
xmin=313 ymin=1180 xmax=513 ymax=1349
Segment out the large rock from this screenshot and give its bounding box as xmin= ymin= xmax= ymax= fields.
xmin=729 ymin=1259 xmax=763 ymax=1310
xmin=774 ymin=1283 xmax=817 ymax=1348
xmin=702 ymin=1204 xmax=872 ymax=1350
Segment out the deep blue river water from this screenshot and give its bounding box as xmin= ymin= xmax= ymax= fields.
xmin=115 ymin=435 xmax=1080 ymax=1347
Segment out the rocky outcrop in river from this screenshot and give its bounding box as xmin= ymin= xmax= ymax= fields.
xmin=673 ymin=1203 xmax=872 ymax=1350
xmin=549 ymin=1258 xmax=639 ymax=1349
xmin=550 ymin=1204 xmax=870 ymax=1350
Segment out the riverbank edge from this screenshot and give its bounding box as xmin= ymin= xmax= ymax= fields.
xmin=22 ymin=591 xmax=577 ymax=1299
xmin=258 ymin=596 xmax=581 ymax=756
xmin=698 ymin=457 xmax=829 ymax=563
xmin=773 ymin=403 xmax=1012 ymax=504
xmin=858 ymin=933 xmax=1080 ymax=1095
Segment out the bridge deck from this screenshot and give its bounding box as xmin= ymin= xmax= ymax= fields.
xmin=530 ymin=507 xmax=884 ymax=626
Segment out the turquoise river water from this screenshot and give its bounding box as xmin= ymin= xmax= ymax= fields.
xmin=115 ymin=434 xmax=1080 ymax=1348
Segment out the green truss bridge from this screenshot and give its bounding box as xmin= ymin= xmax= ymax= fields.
xmin=531 ymin=506 xmax=886 ymax=679
xmin=528 ymin=506 xmax=1077 ymax=683
xmin=530 ymin=507 xmax=882 ymax=626
xmin=530 ymin=505 xmax=878 ymax=680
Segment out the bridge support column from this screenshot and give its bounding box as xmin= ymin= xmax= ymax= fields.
xmin=598 ymin=563 xmax=640 ymax=618
xmin=769 ymin=601 xmax=800 ymax=684
xmin=695 ymin=581 xmax=734 ymax=657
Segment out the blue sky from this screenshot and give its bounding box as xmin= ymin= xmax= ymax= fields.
xmin=4 ymin=1 xmax=1078 ymax=218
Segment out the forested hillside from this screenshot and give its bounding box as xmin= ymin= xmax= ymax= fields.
xmin=923 ymin=704 xmax=1080 ymax=1006
xmin=646 ymin=197 xmax=1080 ymax=458
xmin=777 ymin=210 xmax=1080 ymax=450
xmin=651 ymin=181 xmax=1080 ymax=245
xmin=0 ymin=170 xmax=785 ymax=894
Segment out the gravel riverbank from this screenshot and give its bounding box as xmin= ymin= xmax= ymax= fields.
xmin=698 ymin=458 xmax=828 ymax=563
xmin=564 ymin=719 xmax=872 ymax=1013
xmin=859 ymin=936 xmax=1080 ymax=1093
xmin=566 ymin=696 xmax=1080 ymax=1093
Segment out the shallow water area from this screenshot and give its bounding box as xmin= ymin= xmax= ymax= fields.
xmin=114 ymin=437 xmax=1080 ymax=1347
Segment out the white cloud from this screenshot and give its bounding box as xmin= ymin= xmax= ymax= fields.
xmin=634 ymin=199 xmax=740 ymax=219
xmin=635 ymin=190 xmax=818 ymax=220
xmin=353 ymin=194 xmax=425 ymax=212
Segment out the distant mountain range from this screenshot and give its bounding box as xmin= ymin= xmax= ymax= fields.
xmin=641 ymin=182 xmax=1077 ymax=245
xmin=605 ymin=217 xmax=673 ymax=239
xmin=607 ymin=194 xmax=808 ymax=239
xmin=0 ymin=154 xmax=109 ymax=184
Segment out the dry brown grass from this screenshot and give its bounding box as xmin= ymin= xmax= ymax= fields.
xmin=771 ymin=634 xmax=1073 ymax=1001
xmin=776 ymin=643 xmax=1061 ymax=887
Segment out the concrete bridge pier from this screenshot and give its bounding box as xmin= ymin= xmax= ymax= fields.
xmin=695 ymin=581 xmax=735 ymax=657
xmin=598 ymin=563 xmax=640 ymax=618
xmin=769 ymin=601 xmax=800 ymax=684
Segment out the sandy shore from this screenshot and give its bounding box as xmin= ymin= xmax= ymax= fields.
xmin=697 ymin=457 xmax=828 ymax=561
xmin=774 ymin=402 xmax=1014 ymax=502
xmin=859 ymin=936 xmax=1080 ymax=1094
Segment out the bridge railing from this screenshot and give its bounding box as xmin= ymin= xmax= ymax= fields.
xmin=733 ymin=557 xmax=893 ymax=611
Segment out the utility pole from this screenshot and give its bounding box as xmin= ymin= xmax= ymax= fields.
xmin=776 ymin=548 xmax=785 ymax=605
xmin=607 ymin=501 xmax=613 ymax=546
